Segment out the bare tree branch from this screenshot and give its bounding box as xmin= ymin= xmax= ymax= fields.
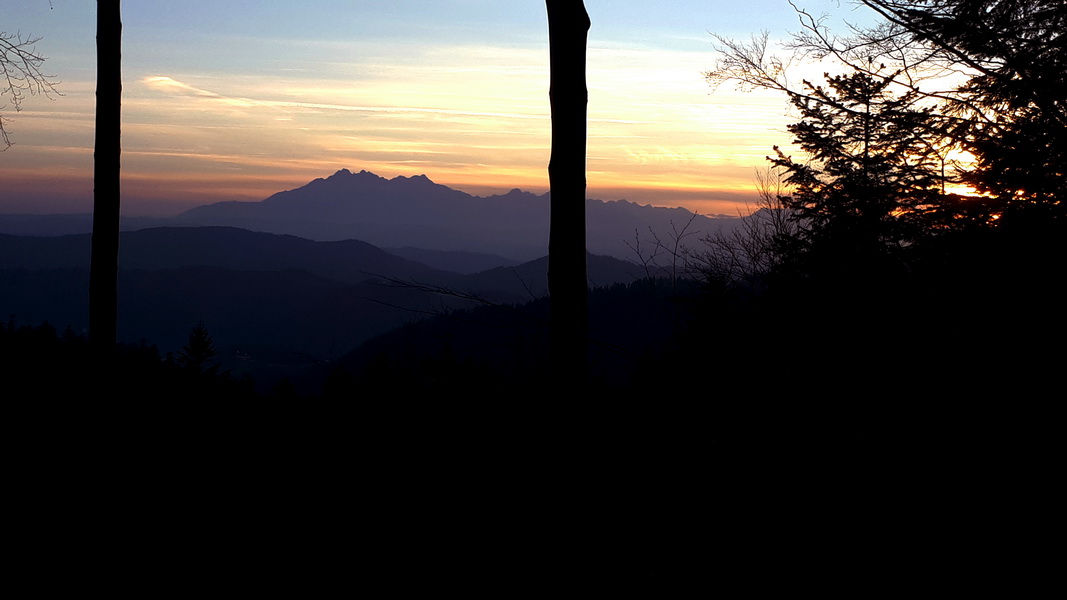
xmin=625 ymin=213 xmax=702 ymax=290
xmin=692 ymin=166 xmax=797 ymax=292
xmin=0 ymin=30 xmax=61 ymax=149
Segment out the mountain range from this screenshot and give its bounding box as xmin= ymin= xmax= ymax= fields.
xmin=172 ymin=169 xmax=740 ymax=261
xmin=1 ymin=169 xmax=743 ymax=391
xmin=1 ymin=168 xmax=742 ymax=263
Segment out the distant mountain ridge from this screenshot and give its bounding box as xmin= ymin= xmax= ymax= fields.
xmin=0 ymin=226 xmax=454 ymax=285
xmin=0 ymin=169 xmax=742 ymax=262
xmin=170 ymin=169 xmax=737 ymax=261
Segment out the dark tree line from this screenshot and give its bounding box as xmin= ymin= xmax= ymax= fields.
xmin=0 ymin=317 xmax=260 ymax=399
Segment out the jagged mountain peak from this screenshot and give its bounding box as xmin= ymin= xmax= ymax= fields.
xmin=392 ymin=173 xmax=432 ymax=183
xmin=322 ymin=168 xmax=383 ymax=183
xmin=388 ymin=173 xmax=441 ymax=189
xmin=297 ymin=169 xmax=439 ymax=194
xmin=489 ymin=188 xmax=546 ymax=202
xmin=270 ymin=168 xmax=394 ymax=200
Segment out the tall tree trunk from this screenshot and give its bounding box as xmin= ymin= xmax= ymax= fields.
xmin=89 ymin=1 xmax=121 ymax=349
xmin=545 ymin=1 xmax=590 ymax=384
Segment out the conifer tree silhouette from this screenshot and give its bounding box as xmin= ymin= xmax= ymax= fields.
xmin=176 ymin=323 xmax=221 ymax=375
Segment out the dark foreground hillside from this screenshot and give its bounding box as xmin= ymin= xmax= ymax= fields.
xmin=6 ymin=274 xmax=1055 ymax=595
xmin=2 ymin=307 xmax=720 ymax=593
xmin=314 ymin=278 xmax=698 ymax=398
xmin=1 ymin=275 xmax=699 ymax=398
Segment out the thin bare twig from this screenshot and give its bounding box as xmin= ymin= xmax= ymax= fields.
xmin=1 ymin=30 xmax=61 ymax=148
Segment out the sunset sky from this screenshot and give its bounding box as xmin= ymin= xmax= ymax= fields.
xmin=1 ymin=0 xmax=879 ymax=217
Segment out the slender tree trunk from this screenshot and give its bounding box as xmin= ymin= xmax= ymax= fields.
xmin=545 ymin=1 xmax=590 ymax=384
xmin=89 ymin=1 xmax=121 ymax=349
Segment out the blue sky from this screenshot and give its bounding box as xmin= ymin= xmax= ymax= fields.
xmin=2 ymin=1 xmax=881 ymax=216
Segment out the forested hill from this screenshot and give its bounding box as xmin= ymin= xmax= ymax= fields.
xmin=0 ymin=226 xmax=655 ymax=388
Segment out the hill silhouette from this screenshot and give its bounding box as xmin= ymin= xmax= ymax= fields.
xmin=382 ymin=246 xmax=522 ymax=275
xmin=0 ymin=226 xmax=455 ymax=285
xmin=0 ymin=226 xmax=656 ymax=390
xmin=316 ymin=276 xmax=701 ymax=398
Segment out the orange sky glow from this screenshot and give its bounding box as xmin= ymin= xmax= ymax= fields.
xmin=2 ymin=1 xmax=877 ymax=218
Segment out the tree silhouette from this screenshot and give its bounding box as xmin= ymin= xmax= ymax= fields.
xmin=858 ymin=0 xmax=1067 ymax=213
xmin=545 ymin=0 xmax=590 ymax=385
xmin=176 ymin=323 xmax=221 ymax=375
xmin=702 ymin=1 xmax=1066 ymax=398
xmin=707 ymin=0 xmax=1066 ymax=295
xmin=768 ymin=71 xmax=949 ymax=283
xmin=89 ymin=1 xmax=121 ymax=350
xmin=713 ymin=0 xmax=1066 ymax=218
